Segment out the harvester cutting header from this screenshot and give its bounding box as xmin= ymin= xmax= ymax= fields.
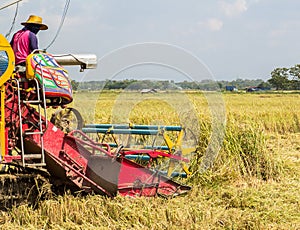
xmin=0 ymin=13 xmax=196 ymax=207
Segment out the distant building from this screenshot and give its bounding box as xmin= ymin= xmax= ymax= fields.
xmin=225 ymin=86 xmax=238 ymax=92
xmin=246 ymin=86 xmax=271 ymax=92
xmin=140 ymin=89 xmax=157 ymax=94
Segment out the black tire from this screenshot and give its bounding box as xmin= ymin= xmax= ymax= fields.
xmin=50 ymin=107 xmax=83 ymax=132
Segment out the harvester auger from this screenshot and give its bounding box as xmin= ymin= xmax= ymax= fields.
xmin=0 ymin=34 xmax=192 ymax=208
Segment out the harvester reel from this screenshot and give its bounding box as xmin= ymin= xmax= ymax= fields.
xmin=50 ymin=107 xmax=83 ymax=133
xmin=163 ymin=127 xmax=199 ymax=177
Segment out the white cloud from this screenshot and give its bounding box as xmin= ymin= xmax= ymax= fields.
xmin=219 ymin=0 xmax=248 ymax=17
xmin=198 ymin=18 xmax=223 ymax=31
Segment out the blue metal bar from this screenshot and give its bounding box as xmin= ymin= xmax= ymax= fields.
xmin=84 ymin=124 xmax=182 ymax=131
xmin=144 ymin=145 xmax=170 ymax=150
xmin=84 ymin=124 xmax=130 ymax=129
xmin=158 ymin=171 xmax=187 ymax=178
xmin=124 ymin=155 xmax=151 ymax=161
xmin=82 ymin=128 xmax=159 ymax=135
xmin=131 ymin=125 xmax=182 ymax=131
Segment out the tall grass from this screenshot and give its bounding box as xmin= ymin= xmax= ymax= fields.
xmin=188 ymin=116 xmax=282 ymax=189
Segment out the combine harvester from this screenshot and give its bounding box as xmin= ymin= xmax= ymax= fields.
xmin=0 ymin=34 xmax=195 ymax=208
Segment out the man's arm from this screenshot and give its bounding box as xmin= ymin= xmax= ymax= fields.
xmin=28 ymin=32 xmax=38 ymax=52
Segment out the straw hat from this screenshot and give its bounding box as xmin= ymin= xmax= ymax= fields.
xmin=21 ymin=15 xmax=48 ymax=30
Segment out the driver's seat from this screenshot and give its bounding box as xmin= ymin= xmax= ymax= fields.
xmin=25 ymin=52 xmax=73 ymax=105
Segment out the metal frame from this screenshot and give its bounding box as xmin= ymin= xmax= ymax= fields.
xmin=0 ymin=34 xmax=15 ymax=159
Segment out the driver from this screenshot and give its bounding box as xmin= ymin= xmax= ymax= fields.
xmin=10 ymin=15 xmax=48 ymax=69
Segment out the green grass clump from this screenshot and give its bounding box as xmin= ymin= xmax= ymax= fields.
xmin=188 ymin=117 xmax=282 ymax=189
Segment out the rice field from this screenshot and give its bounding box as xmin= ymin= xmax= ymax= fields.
xmin=1 ymin=90 xmax=300 ymax=229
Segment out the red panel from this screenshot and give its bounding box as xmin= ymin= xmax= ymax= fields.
xmin=118 ymin=157 xmax=191 ymax=197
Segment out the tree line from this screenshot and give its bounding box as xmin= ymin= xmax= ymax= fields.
xmin=71 ymin=79 xmax=268 ymax=91
xmin=70 ymin=64 xmax=300 ymax=91
xmin=268 ymin=64 xmax=300 ymax=90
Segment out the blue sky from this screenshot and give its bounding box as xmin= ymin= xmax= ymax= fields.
xmin=1 ymin=0 xmax=300 ymax=82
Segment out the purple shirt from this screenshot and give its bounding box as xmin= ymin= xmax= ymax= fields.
xmin=10 ymin=28 xmax=38 ymax=65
